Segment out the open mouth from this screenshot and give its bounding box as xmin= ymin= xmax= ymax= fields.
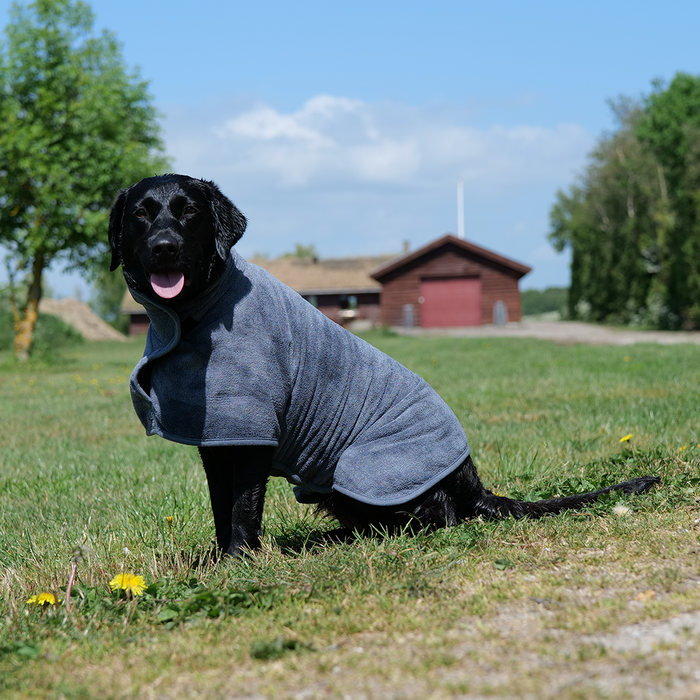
xmin=150 ymin=270 xmax=186 ymax=299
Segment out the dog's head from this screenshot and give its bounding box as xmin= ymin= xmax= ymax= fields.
xmin=108 ymin=174 xmax=247 ymax=303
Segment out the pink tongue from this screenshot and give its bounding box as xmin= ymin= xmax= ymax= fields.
xmin=150 ymin=271 xmax=185 ymax=299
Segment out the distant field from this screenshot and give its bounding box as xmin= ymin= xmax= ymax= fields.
xmin=0 ymin=332 xmax=698 ymax=699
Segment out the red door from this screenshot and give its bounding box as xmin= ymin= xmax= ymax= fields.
xmin=420 ymin=277 xmax=482 ymax=327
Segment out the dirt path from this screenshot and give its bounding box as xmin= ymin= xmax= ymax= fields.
xmin=395 ymin=320 xmax=700 ymax=346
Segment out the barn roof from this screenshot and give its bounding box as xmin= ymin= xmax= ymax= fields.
xmin=370 ymin=234 xmax=532 ymax=281
xmin=251 ymin=254 xmax=395 ymax=295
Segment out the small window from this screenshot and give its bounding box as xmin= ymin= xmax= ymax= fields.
xmin=339 ymin=295 xmax=357 ymax=310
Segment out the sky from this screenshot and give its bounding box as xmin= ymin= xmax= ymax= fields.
xmin=2 ymin=0 xmax=700 ymax=297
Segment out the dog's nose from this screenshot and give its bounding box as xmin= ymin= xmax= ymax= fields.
xmin=151 ymin=235 xmax=180 ymax=262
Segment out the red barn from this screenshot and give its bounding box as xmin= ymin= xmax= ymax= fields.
xmin=370 ymin=234 xmax=531 ymax=328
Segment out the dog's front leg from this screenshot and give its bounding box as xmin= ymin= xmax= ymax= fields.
xmin=198 ymin=445 xmax=274 ymax=557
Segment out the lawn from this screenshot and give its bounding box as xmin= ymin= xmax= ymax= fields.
xmin=0 ymin=332 xmax=698 ymax=699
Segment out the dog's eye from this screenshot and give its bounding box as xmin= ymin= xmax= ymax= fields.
xmin=183 ymin=205 xmax=197 ymax=216
xmin=134 ymin=208 xmax=148 ymax=219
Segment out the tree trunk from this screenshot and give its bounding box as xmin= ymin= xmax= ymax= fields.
xmin=13 ymin=252 xmax=45 ymax=362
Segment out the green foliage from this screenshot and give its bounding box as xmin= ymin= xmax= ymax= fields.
xmin=0 ymin=0 xmax=169 ymax=353
xmin=0 ymin=283 xmax=84 ymax=359
xmin=5 ymin=577 xmax=284 ymax=661
xmin=0 ymin=641 xmax=41 ymax=660
xmin=549 ymin=74 xmax=700 ymax=328
xmin=0 ymin=284 xmax=83 ymax=361
xmin=282 ymin=243 xmax=320 ymax=260
xmin=250 ymin=636 xmax=312 ymax=660
xmin=635 ymin=74 xmax=700 ymax=327
xmin=60 ymin=578 xmax=283 ymax=628
xmin=90 ymin=266 xmax=129 ymax=332
xmin=0 ymin=310 xmax=83 ymax=356
xmin=520 ymin=286 xmax=567 ymax=316
xmin=150 ymin=580 xmax=282 ymax=628
xmin=0 ymin=0 xmax=169 ymax=269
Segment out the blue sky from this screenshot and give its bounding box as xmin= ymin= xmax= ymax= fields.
xmin=2 ymin=0 xmax=700 ymax=296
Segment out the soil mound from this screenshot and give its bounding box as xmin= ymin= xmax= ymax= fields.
xmin=38 ymin=297 xmax=126 ymax=341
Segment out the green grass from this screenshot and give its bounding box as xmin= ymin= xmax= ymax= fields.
xmin=0 ymin=333 xmax=699 ymax=699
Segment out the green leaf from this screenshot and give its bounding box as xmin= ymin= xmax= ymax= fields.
xmin=494 ymin=558 xmax=514 ymax=570
xmin=250 ymin=637 xmax=312 ymax=661
xmin=0 ymin=642 xmax=41 ymax=660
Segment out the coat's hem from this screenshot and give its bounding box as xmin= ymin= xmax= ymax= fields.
xmin=330 ymin=446 xmax=471 ymax=507
xmin=145 ymin=428 xmax=279 ymax=448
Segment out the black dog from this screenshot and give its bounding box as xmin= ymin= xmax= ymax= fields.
xmin=109 ymin=174 xmax=659 ymax=557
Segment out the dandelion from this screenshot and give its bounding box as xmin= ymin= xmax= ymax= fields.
xmin=619 ymin=434 xmax=633 ymax=443
xmin=612 ymin=504 xmax=631 ymax=517
xmin=679 ymin=445 xmax=688 ymax=452
xmin=623 ymin=356 xmax=630 ymax=362
xmin=165 ymin=516 xmax=174 ymax=524
xmin=109 ymin=573 xmax=147 ymax=597
xmin=27 ymin=592 xmax=56 ymax=606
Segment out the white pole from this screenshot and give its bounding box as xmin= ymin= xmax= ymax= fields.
xmin=457 ymin=177 xmax=465 ymax=239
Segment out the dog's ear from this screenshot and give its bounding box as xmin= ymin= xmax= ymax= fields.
xmin=108 ymin=188 xmax=128 ymax=271
xmin=202 ymin=179 xmax=247 ymax=260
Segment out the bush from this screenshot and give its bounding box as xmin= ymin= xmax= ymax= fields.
xmin=0 ymin=311 xmax=84 ymax=358
xmin=521 ymin=287 xmax=568 ymax=316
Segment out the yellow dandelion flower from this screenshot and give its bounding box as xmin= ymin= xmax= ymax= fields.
xmin=109 ymin=573 xmax=147 ymax=597
xmin=678 ymin=445 xmax=688 ymax=452
xmin=165 ymin=516 xmax=174 ymax=524
xmin=623 ymin=356 xmax=630 ymax=362
xmin=27 ymin=592 xmax=56 ymax=606
xmin=619 ymin=434 xmax=633 ymax=443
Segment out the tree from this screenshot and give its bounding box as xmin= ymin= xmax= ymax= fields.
xmin=0 ymin=0 xmax=169 ymax=359
xmin=549 ymin=98 xmax=662 ymax=324
xmin=549 ymin=77 xmax=700 ymax=329
xmin=635 ymin=73 xmax=700 ymax=326
xmin=282 ymin=243 xmax=320 ymax=261
xmin=90 ymin=267 xmax=128 ymax=333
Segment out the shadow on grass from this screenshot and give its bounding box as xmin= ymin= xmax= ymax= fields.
xmin=273 ymin=523 xmax=357 ymax=555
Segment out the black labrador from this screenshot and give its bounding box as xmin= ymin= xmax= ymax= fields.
xmin=108 ymin=174 xmax=659 ymax=557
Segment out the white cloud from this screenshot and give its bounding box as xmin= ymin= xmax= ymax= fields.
xmin=166 ymin=95 xmax=591 ymax=191
xmin=162 ymin=94 xmax=593 ymax=288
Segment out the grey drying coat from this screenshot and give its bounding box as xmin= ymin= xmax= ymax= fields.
xmin=130 ymin=250 xmax=470 ymax=506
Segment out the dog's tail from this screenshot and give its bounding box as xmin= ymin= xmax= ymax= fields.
xmin=472 ymin=476 xmax=660 ymax=520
